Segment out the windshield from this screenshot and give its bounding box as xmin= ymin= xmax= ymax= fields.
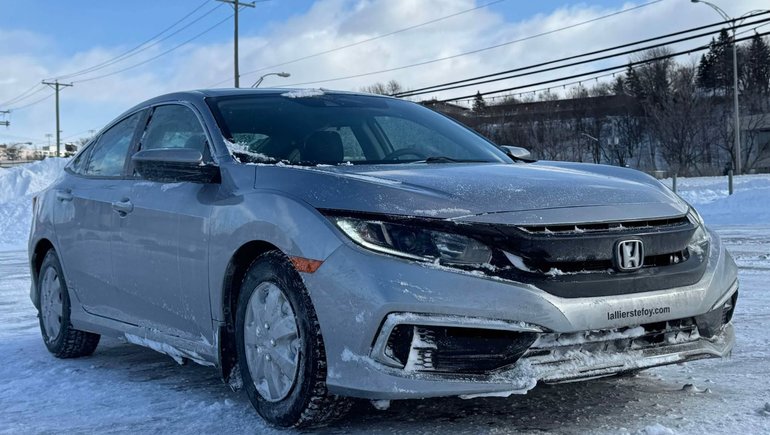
xmin=207 ymin=92 xmax=511 ymax=165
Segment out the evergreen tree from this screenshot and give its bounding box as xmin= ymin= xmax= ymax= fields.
xmin=697 ymin=30 xmax=733 ymax=92
xmin=744 ymin=34 xmax=770 ymax=95
xmin=611 ymin=75 xmax=627 ymax=95
xmin=472 ymin=91 xmax=487 ymax=112
xmin=625 ymin=63 xmax=645 ymax=100
xmin=696 ymin=41 xmax=716 ymax=90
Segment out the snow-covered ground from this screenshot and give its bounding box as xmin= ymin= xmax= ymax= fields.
xmin=0 ymin=161 xmax=769 ymax=434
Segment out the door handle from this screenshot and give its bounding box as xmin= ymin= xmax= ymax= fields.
xmin=55 ymin=190 xmax=73 ymax=202
xmin=111 ymin=199 xmax=134 ymax=216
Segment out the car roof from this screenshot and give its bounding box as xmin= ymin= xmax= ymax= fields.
xmin=119 ymin=88 xmax=393 ymax=119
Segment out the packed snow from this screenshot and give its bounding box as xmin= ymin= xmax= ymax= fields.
xmin=280 ymin=88 xmax=325 ymax=98
xmin=1 ymin=162 xmax=769 ymax=433
xmin=0 ymin=158 xmax=68 ymax=250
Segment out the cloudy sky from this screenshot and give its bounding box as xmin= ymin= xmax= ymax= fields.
xmin=1 ymin=0 xmax=768 ymax=146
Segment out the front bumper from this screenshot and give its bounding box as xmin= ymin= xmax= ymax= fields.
xmin=302 ymin=228 xmax=738 ymax=400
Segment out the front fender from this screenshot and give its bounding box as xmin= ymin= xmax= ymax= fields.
xmin=207 ymin=189 xmax=343 ymax=322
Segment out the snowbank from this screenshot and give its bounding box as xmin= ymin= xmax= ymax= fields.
xmin=0 ymin=158 xmax=69 ymax=250
xmin=666 ymin=173 xmax=770 ymax=225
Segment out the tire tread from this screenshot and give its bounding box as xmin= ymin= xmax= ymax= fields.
xmin=39 ymin=250 xmax=101 ymax=359
xmin=237 ymin=251 xmax=352 ymax=428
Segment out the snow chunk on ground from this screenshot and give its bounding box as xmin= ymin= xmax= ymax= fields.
xmin=637 ymin=423 xmax=676 ymax=435
xmin=371 ymin=400 xmax=390 ymax=411
xmin=281 ymin=88 xmax=325 ymax=98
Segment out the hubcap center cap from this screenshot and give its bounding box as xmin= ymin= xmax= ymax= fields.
xmin=243 ymin=282 xmax=301 ymax=402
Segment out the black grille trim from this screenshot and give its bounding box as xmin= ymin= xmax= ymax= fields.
xmin=518 ymin=216 xmax=691 ymax=235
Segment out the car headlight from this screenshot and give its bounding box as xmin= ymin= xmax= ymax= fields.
xmin=332 ymin=217 xmax=492 ymax=265
xmin=686 ymin=207 xmax=709 ymax=250
xmin=687 ymin=206 xmax=704 ymax=226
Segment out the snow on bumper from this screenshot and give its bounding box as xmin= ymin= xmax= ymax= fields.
xmin=302 ymin=228 xmax=737 ymax=400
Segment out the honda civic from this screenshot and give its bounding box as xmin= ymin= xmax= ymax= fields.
xmin=29 ymin=88 xmax=737 ymax=427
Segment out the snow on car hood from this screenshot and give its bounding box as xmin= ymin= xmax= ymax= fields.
xmin=252 ymin=161 xmax=688 ymax=225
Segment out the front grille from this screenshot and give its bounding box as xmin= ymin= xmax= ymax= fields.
xmin=518 ymin=216 xmax=691 ymax=236
xmin=479 ymin=214 xmax=707 ymax=297
xmin=528 ymin=249 xmax=690 ymax=274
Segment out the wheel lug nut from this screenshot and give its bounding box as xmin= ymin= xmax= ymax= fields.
xmin=266 ymin=354 xmax=272 ymax=361
xmin=264 ymin=323 xmax=270 ymax=330
xmin=270 ymin=339 xmax=276 ymax=347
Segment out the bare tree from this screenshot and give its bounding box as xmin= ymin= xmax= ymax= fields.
xmin=612 ymin=113 xmax=645 ymax=167
xmin=361 ymin=80 xmax=405 ymax=95
xmin=646 ymin=65 xmax=719 ymax=175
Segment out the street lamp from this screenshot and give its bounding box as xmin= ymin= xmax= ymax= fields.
xmin=690 ymin=0 xmax=751 ymax=175
xmin=251 ymin=72 xmax=291 ymax=88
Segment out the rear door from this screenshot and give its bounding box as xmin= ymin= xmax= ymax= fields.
xmin=53 ymin=111 xmax=145 ymax=317
xmin=110 ymin=103 xmax=214 ymax=340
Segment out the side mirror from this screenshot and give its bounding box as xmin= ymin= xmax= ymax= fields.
xmin=132 ymin=148 xmax=221 ymax=184
xmin=499 ymin=145 xmax=535 ymax=162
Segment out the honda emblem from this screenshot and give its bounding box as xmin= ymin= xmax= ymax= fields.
xmin=615 ymin=239 xmax=644 ymax=272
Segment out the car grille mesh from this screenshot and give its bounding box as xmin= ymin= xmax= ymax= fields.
xmin=517 ymin=216 xmax=691 ymax=236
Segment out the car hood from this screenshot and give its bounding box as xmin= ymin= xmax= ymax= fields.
xmin=251 ymin=161 xmax=688 ymax=225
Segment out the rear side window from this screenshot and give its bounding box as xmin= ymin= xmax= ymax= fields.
xmin=140 ymin=105 xmax=207 ymax=154
xmin=84 ymin=112 xmax=142 ymax=177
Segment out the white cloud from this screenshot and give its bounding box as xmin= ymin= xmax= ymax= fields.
xmin=1 ymin=0 xmax=768 ymax=144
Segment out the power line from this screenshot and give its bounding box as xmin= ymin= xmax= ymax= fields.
xmin=396 ymin=14 xmax=770 ymax=98
xmin=0 ymin=83 xmax=46 ymax=107
xmin=276 ymin=0 xmax=663 ymax=88
xmin=51 ymin=1 xmax=218 ymax=81
xmin=215 ymin=0 xmax=511 ymax=88
xmin=7 ymin=92 xmax=55 ymax=111
xmin=3 ymin=1 xmax=220 ymax=108
xmin=455 ymin=23 xmax=768 ymax=104
xmin=436 ymin=29 xmax=770 ymax=103
xmin=73 ymin=13 xmax=233 ymax=84
xmin=61 ymin=128 xmax=99 ymax=141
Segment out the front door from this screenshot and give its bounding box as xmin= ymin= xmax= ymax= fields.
xmin=110 ymin=104 xmax=214 ymax=341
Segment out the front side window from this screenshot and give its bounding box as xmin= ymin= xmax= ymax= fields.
xmin=207 ymin=93 xmax=510 ymax=165
xmin=140 ymin=105 xmax=208 ymax=154
xmin=84 ymin=111 xmax=142 ymax=177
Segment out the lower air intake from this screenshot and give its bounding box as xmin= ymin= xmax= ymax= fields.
xmin=385 ymin=325 xmax=538 ymax=375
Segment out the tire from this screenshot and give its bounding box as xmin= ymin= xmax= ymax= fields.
xmin=235 ymin=251 xmax=352 ymax=428
xmin=37 ymin=249 xmax=100 ymax=358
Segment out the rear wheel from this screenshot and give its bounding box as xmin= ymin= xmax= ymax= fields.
xmin=38 ymin=250 xmax=100 ymax=358
xmin=235 ymin=251 xmax=351 ymax=428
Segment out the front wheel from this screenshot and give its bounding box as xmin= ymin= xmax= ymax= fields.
xmin=38 ymin=250 xmax=100 ymax=358
xmin=235 ymin=251 xmax=351 ymax=428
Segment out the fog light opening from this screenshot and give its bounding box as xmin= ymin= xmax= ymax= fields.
xmin=383 ymin=324 xmax=538 ymax=375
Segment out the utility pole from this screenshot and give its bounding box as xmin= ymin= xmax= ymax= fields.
xmin=0 ymin=110 xmax=9 ymax=127
xmin=218 ymin=0 xmax=256 ymax=88
xmin=41 ymin=80 xmax=73 ymax=157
